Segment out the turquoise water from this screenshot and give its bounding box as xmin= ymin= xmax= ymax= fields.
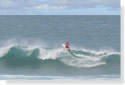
xmin=0 ymin=15 xmax=120 ymax=80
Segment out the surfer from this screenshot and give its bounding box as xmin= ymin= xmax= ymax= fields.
xmin=65 ymin=42 xmax=70 ymax=51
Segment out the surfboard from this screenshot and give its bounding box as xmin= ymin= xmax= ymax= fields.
xmin=62 ymin=44 xmax=65 ymax=48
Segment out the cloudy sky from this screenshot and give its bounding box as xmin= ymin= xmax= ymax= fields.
xmin=0 ymin=0 xmax=120 ymax=15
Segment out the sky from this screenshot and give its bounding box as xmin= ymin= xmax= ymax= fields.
xmin=0 ymin=0 xmax=120 ymax=15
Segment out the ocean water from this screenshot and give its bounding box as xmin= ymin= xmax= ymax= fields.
xmin=0 ymin=15 xmax=120 ymax=80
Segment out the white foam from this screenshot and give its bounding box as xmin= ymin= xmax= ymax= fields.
xmin=72 ymin=48 xmax=120 ymax=55
xmin=60 ymin=56 xmax=106 ymax=68
xmin=59 ymin=48 xmax=117 ymax=68
xmin=38 ymin=48 xmax=65 ymax=60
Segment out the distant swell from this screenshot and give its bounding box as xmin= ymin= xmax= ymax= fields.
xmin=0 ymin=45 xmax=120 ymax=69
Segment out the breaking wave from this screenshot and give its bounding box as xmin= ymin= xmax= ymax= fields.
xmin=0 ymin=44 xmax=120 ymax=68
